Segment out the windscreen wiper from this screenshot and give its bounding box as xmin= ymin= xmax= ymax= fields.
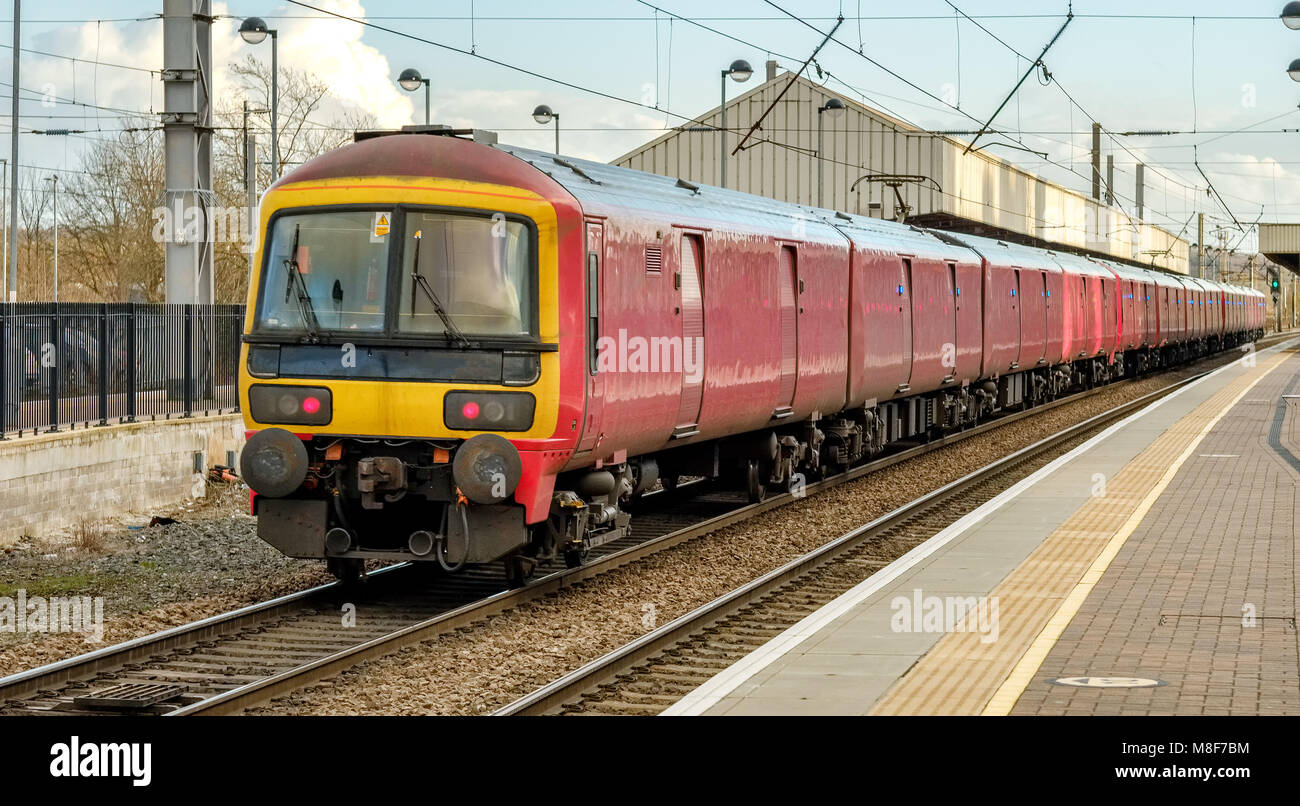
xmin=410 ymin=234 xmax=472 ymax=348
xmin=283 ymin=223 xmax=321 ymax=343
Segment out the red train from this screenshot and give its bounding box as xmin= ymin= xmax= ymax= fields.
xmin=237 ymin=130 xmax=1265 ymax=583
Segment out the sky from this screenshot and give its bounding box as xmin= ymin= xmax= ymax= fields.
xmin=7 ymin=0 xmax=1300 ymax=251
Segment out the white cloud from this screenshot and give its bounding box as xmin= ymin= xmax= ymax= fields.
xmin=19 ymin=1 xmax=413 ymax=141
xmin=235 ymin=0 xmax=413 ymax=127
xmin=1199 ymin=151 xmax=1300 ymax=216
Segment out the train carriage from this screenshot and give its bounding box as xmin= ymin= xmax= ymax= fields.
xmin=236 ymin=129 xmax=1263 ymax=583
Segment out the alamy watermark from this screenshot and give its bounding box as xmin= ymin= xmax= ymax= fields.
xmin=0 ymin=589 xmax=105 ymax=643
xmin=152 ymin=201 xmax=255 ymax=251
xmin=890 ymin=588 xmax=1000 ymax=643
xmin=595 ymin=328 xmax=704 ymax=383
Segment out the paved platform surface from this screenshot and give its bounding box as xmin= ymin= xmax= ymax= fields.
xmin=1010 ymin=350 xmax=1300 ymax=715
xmin=664 ymin=341 xmax=1300 ymax=716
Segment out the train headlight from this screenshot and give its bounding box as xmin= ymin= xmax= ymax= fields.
xmin=443 ymin=391 xmax=535 ymax=432
xmin=249 ymin=384 xmax=332 ymax=426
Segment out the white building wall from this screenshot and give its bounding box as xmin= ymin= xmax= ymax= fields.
xmin=615 ymin=72 xmax=1189 ymax=274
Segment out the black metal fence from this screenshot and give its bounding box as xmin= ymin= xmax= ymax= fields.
xmin=0 ymin=303 xmax=245 ymax=439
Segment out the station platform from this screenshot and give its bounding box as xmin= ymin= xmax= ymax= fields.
xmin=665 ymin=339 xmax=1300 ymax=716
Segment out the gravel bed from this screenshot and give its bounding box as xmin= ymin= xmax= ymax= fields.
xmin=252 ymin=354 xmax=1244 ymax=716
xmin=0 ymin=482 xmax=332 ymax=678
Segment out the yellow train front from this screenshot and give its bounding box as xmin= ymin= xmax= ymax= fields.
xmin=238 ymin=128 xmax=587 ymax=584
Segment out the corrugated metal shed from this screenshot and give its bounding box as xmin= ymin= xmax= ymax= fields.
xmin=613 ymin=71 xmax=1190 ymax=275
xmin=1260 ymin=223 xmax=1300 ymax=272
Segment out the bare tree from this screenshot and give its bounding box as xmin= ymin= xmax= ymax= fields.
xmin=213 ymin=56 xmax=374 ymax=302
xmin=15 ymin=178 xmax=52 ymax=300
xmin=12 ymin=57 xmax=376 ymax=303
xmin=61 ymin=129 xmax=166 ymax=301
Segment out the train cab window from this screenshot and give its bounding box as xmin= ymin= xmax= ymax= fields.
xmin=398 ymin=211 xmax=533 ymax=338
xmin=256 ymin=210 xmax=392 ymax=334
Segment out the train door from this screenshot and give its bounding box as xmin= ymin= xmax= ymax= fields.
xmin=1043 ymin=270 xmax=1062 ymax=363
xmin=1100 ymin=277 xmax=1112 ymax=355
xmin=1162 ymin=286 xmax=1172 ymax=343
xmin=777 ymin=245 xmax=799 ymax=414
xmin=577 ymin=221 xmax=605 ymax=453
xmin=675 ymin=233 xmax=705 ymax=434
xmin=1037 ymin=271 xmax=1049 ymax=363
xmin=1011 ymin=268 xmax=1024 ymax=368
xmin=901 ymin=258 xmax=914 ymax=389
xmin=949 ymin=262 xmax=961 ymax=376
xmin=1143 ymin=282 xmax=1154 ymax=345
xmin=1122 ymin=280 xmax=1134 ymax=349
xmin=1016 ymin=268 xmax=1045 ymax=366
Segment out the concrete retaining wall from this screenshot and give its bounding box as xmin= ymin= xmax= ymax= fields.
xmin=0 ymin=414 xmax=245 ymax=546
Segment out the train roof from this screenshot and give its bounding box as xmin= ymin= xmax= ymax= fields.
xmin=277 ymin=133 xmax=573 ymax=204
xmin=492 ymin=143 xmax=848 ymax=247
xmin=287 ymin=133 xmax=1271 ymax=303
xmin=493 ymin=144 xmax=990 ymax=262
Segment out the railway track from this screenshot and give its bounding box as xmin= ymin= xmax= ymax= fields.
xmin=0 ymin=348 xmax=1265 ymax=716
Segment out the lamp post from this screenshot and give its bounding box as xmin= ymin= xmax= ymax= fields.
xmin=242 ymin=100 xmax=270 ymax=185
xmin=719 ymin=59 xmax=753 ymax=189
xmin=817 ymin=97 xmax=846 ymax=208
xmin=8 ymin=0 xmax=18 ymax=302
xmin=46 ymin=175 xmax=57 ymax=303
xmin=398 ymin=68 xmax=431 ymax=125
xmin=242 ymin=102 xmax=269 ymax=276
xmin=0 ymin=158 xmax=7 ymax=299
xmin=239 ymin=17 xmax=279 ymax=180
xmin=532 ymin=104 xmax=559 ymax=154
xmin=1290 ymin=57 xmax=1300 ymax=82
xmin=1283 ymin=1 xmax=1300 ymax=29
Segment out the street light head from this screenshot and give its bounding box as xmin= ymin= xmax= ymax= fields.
xmin=727 ymin=59 xmax=753 ymax=82
xmin=1284 ymin=1 xmax=1300 ymax=29
xmin=397 ymin=68 xmax=424 ymax=92
xmin=1290 ymin=57 xmax=1300 ymax=82
xmin=239 ymin=17 xmax=270 ymax=45
xmin=532 ymin=104 xmax=555 ymax=124
xmin=821 ymin=97 xmax=847 ymax=118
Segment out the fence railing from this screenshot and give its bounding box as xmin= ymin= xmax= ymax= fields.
xmin=0 ymin=303 xmax=245 ymax=439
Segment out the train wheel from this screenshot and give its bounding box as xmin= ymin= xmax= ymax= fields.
xmin=746 ymin=460 xmax=768 ymax=503
xmin=563 ymin=546 xmax=589 ymax=569
xmin=504 ymin=554 xmax=535 ymax=588
xmin=327 ymin=558 xmax=365 ymax=585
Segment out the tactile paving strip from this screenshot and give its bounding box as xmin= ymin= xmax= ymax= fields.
xmin=869 ymin=351 xmax=1291 ymax=716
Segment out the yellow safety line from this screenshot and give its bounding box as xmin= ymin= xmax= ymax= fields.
xmin=980 ymin=353 xmax=1287 ymax=715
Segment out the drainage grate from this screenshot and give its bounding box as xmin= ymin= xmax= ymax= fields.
xmin=1048 ymin=677 xmax=1166 ymax=689
xmin=73 ymin=683 xmax=188 ymax=710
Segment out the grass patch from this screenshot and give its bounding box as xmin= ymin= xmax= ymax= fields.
xmin=0 ymin=573 xmax=99 ymax=598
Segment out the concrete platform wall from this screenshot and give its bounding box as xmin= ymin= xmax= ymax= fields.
xmin=0 ymin=414 xmax=245 ymax=545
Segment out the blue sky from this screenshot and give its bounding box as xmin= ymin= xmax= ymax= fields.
xmin=9 ymin=1 xmax=1300 ymax=244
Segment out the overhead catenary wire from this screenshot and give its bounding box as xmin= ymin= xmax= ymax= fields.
xmin=962 ymin=6 xmax=1074 ymax=154
xmin=731 ymin=14 xmax=843 ymax=155
xmin=279 ymin=0 xmax=704 ymax=127
xmin=1195 ymin=146 xmax=1245 ymax=233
